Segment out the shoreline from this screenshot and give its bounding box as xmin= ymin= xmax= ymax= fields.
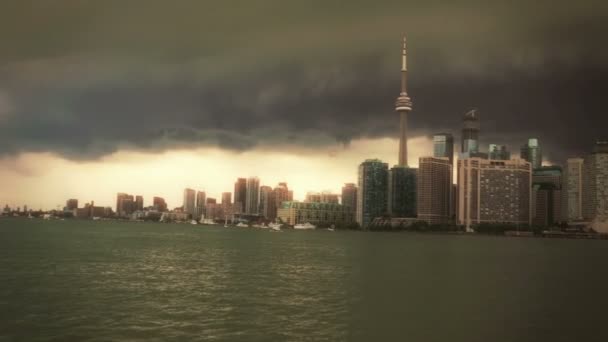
xmin=2 ymin=216 xmax=607 ymax=240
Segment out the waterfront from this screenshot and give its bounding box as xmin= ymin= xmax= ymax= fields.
xmin=1 ymin=218 xmax=608 ymax=341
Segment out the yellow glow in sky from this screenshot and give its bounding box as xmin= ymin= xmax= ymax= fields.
xmin=0 ymin=137 xmax=433 ymax=210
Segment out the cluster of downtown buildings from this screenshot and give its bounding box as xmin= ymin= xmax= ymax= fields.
xmin=61 ymin=180 xmax=356 ymax=228
xmin=3 ymin=38 xmax=607 ymax=232
xmin=358 ymin=37 xmax=608 ymax=232
xmin=358 ymin=117 xmax=608 ymax=231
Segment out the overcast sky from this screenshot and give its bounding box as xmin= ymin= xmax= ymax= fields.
xmin=1 ymin=0 xmax=607 ymax=209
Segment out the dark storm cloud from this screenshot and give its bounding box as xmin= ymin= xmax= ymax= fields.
xmin=0 ymin=0 xmax=607 ymax=162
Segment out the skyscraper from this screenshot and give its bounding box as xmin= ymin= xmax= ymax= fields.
xmin=183 ymin=188 xmax=196 ymax=218
xmin=245 ymin=177 xmax=260 ymax=214
xmin=196 ymin=191 xmax=206 ymax=219
xmin=488 ymin=144 xmax=511 ymax=160
xmin=116 ymin=193 xmax=135 ymax=216
xmin=341 ymin=183 xmax=357 ymax=210
xmin=153 ymin=197 xmax=167 ymax=212
xmin=395 ymin=36 xmax=413 ymax=166
xmin=388 ymin=166 xmax=417 ymax=218
xmin=461 ymin=109 xmax=480 ymax=154
xmin=259 ymin=185 xmax=271 ymax=215
xmin=532 ymin=166 xmax=562 ymax=227
xmin=357 ymin=159 xmax=389 ymax=228
xmin=135 ymin=195 xmax=144 ymax=211
xmin=563 ymin=158 xmax=584 ymax=221
xmin=234 ymin=178 xmax=247 ymax=214
xmin=259 ymin=186 xmax=276 ymax=219
xmin=221 ymin=192 xmax=231 ymax=205
xmin=116 ymin=193 xmax=129 ymax=215
xmin=433 ymin=133 xmax=454 ymax=165
xmin=520 ymin=138 xmax=542 ymax=169
xmin=417 ymin=157 xmax=452 ymax=224
xmin=66 ymin=199 xmax=78 ymax=211
xmin=582 ymin=141 xmax=608 ymax=227
xmin=274 ymin=182 xmax=291 ymax=211
xmin=457 ymin=158 xmax=531 ymax=229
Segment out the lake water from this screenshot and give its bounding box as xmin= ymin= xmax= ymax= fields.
xmin=1 ymin=218 xmax=607 ymax=341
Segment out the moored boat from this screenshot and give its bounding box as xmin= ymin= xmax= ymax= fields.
xmin=294 ymin=222 xmax=316 ymax=230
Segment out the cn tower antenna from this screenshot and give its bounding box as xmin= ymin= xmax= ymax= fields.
xmin=395 ymin=35 xmax=413 ymax=166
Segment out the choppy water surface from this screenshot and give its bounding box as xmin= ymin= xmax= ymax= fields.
xmin=1 ymin=218 xmax=607 ymax=341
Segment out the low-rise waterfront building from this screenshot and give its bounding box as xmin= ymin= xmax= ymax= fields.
xmin=277 ymin=201 xmax=355 ymax=227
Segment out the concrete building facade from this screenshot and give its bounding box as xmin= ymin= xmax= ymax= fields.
xmin=417 ymin=157 xmax=452 ymax=224
xmin=583 ymin=141 xmax=608 ymax=227
xmin=245 ymin=177 xmax=260 ymax=214
xmin=277 ymin=201 xmax=354 ymax=227
xmin=457 ymin=158 xmax=531 ymax=229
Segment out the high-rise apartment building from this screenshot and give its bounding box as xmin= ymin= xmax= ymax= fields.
xmin=116 ymin=193 xmax=135 ymax=216
xmin=259 ymin=186 xmax=271 ymax=216
xmin=532 ymin=166 xmax=562 ymax=227
xmin=259 ymin=186 xmax=276 ymax=219
xmin=457 ymin=158 xmax=531 ymax=229
xmin=357 ymin=159 xmax=389 ymax=228
xmin=433 ymin=133 xmax=454 ymax=165
xmin=488 ymin=144 xmax=511 ymax=160
xmin=135 ymin=195 xmax=144 ymax=211
xmin=66 ymin=199 xmax=79 ymax=211
xmin=153 ymin=197 xmax=168 ymax=212
xmin=245 ymin=177 xmax=260 ymax=214
xmin=583 ymin=141 xmax=608 ymax=226
xmin=417 ymin=157 xmax=452 ymax=224
xmin=521 ymin=138 xmax=543 ymax=169
xmin=234 ymin=178 xmax=247 ymax=214
xmin=562 ymin=158 xmax=584 ymax=221
xmin=221 ymin=192 xmax=231 ymax=205
xmin=274 ymin=182 xmax=291 ymax=210
xmin=183 ymin=188 xmax=196 ymax=218
xmin=196 ymin=191 xmax=206 ymax=219
xmin=388 ymin=166 xmax=417 ymax=218
xmin=341 ymin=183 xmax=357 ymax=210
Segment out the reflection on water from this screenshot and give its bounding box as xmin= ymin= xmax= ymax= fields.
xmin=1 ymin=219 xmax=608 ymax=341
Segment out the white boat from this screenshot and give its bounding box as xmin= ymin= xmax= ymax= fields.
xmin=253 ymin=223 xmax=269 ymax=229
xmin=269 ymin=223 xmax=282 ymax=231
xmin=201 ymin=218 xmax=215 ymax=225
xmin=190 ymin=220 xmax=198 ymax=225
xmin=294 ymin=222 xmax=316 ymax=230
xmin=327 ymin=228 xmax=335 ymax=232
xmin=236 ymin=222 xmax=249 ymax=228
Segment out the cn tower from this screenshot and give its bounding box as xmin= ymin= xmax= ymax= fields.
xmin=395 ymin=36 xmax=413 ymax=166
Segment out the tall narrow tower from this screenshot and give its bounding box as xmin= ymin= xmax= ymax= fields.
xmin=395 ymin=36 xmax=413 ymax=166
xmin=461 ymin=109 xmax=480 ymax=154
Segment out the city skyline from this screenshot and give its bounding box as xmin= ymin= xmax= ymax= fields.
xmin=2 ymin=4 xmax=608 ymax=341
xmin=1 ymin=1 xmax=607 ymax=210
